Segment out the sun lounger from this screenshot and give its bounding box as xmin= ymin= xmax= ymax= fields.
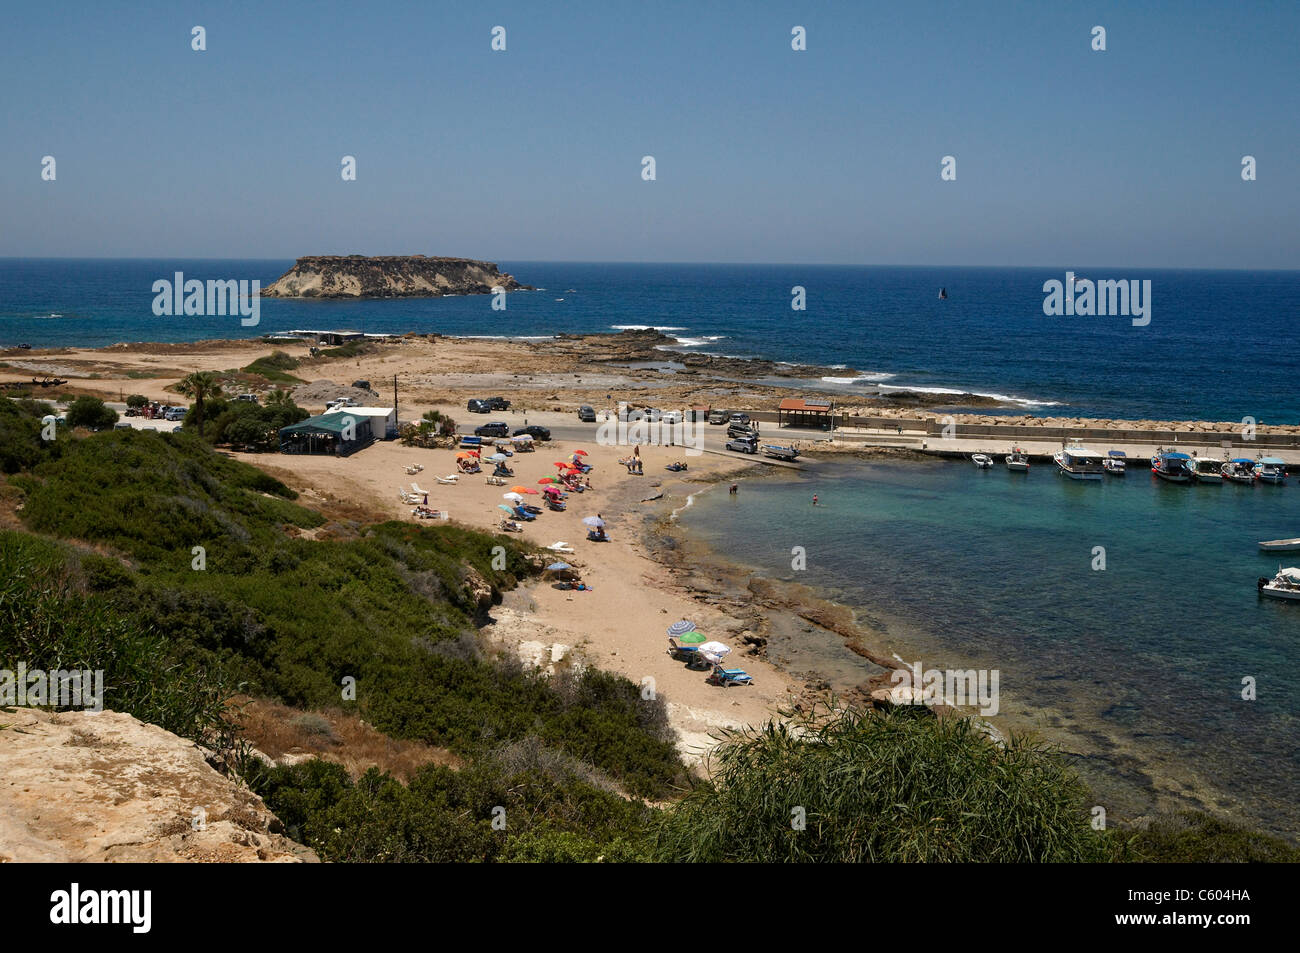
xmin=667 ymin=638 xmax=708 ymax=668
xmin=436 ymin=474 xmax=459 ymax=485
xmin=586 ymin=529 xmax=609 ymax=542
xmin=485 ymin=475 xmax=507 ymax=486
xmin=411 ymin=483 xmax=428 ymax=496
xmin=512 ymin=506 xmax=536 ymax=521
xmin=546 ymin=542 xmax=575 ymax=553
xmin=706 ymin=665 xmax=753 ymax=687
xmin=499 ymin=519 xmax=523 ymax=532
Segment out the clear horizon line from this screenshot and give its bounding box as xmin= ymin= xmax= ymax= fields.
xmin=0 ymin=256 xmax=1295 ymax=273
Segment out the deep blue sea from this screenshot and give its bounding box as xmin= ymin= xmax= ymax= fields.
xmin=2 ymin=259 xmax=1297 ymax=424
xmin=680 ymin=458 xmax=1300 ymax=837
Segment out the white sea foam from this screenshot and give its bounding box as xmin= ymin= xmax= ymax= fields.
xmin=610 ymin=324 xmax=687 ymax=331
xmin=875 ymin=383 xmax=1062 ymax=408
xmin=821 ymin=373 xmax=897 ymax=384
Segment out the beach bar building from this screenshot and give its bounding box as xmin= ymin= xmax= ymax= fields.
xmin=343 ymin=406 xmax=398 ymax=440
xmin=279 ymin=411 xmax=375 ymax=456
xmin=777 ymin=397 xmax=836 ymax=431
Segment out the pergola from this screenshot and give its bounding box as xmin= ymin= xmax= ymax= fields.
xmin=777 ymin=397 xmax=835 ymax=431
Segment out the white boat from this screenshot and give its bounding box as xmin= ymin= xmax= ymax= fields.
xmin=1102 ymin=450 xmax=1127 ymax=475
xmin=1259 ymin=538 xmax=1300 ymax=552
xmin=1189 ymin=456 xmax=1223 ymax=484
xmin=1005 ymin=448 xmax=1030 ymax=472
xmin=1254 ymin=457 xmax=1287 ymax=485
xmin=1053 ymin=442 xmax=1104 ymax=480
xmin=971 ymin=453 xmax=993 ymax=469
xmin=1222 ymin=458 xmax=1256 ymax=484
xmin=1258 ymin=567 xmax=1300 ymax=601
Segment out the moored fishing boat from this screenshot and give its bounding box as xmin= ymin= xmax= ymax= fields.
xmin=1258 ymin=566 xmax=1300 ymax=601
xmin=1254 ymin=457 xmax=1287 ymax=485
xmin=1053 ymin=442 xmax=1104 ymax=480
xmin=1150 ymin=449 xmax=1192 ymax=483
xmin=1190 ymin=456 xmax=1223 ymax=484
xmin=971 ymin=453 xmax=993 ymax=469
xmin=1259 ymin=537 xmax=1300 ymax=552
xmin=1102 ymin=450 xmax=1127 ymax=475
xmin=1222 ymin=458 xmax=1256 ymax=484
xmin=1005 ymin=448 xmax=1030 ymax=472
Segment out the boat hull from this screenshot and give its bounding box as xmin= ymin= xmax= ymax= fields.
xmin=1261 ymin=585 xmax=1300 ymax=601
xmin=1260 ymin=540 xmax=1300 ymax=552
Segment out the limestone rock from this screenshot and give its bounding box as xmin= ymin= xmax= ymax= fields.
xmin=0 ymin=709 xmax=317 ymax=863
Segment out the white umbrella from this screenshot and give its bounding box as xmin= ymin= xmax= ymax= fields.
xmin=486 ymin=453 xmax=507 ymax=462
xmin=582 ymin=516 xmax=605 ymax=527
xmin=503 ymin=492 xmax=523 ymax=502
xmin=698 ymin=641 xmax=730 ymax=664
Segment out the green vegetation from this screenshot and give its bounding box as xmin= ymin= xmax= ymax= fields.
xmin=176 ymin=370 xmax=223 ymax=433
xmin=314 ymin=341 xmax=373 ymax=360
xmin=125 ymin=394 xmax=148 ymax=408
xmin=0 ymin=397 xmax=60 ymax=473
xmin=65 ymin=395 xmax=118 ymax=430
xmin=201 ymin=392 xmax=310 ymax=450
xmin=1129 ymin=811 xmax=1300 ymax=863
xmin=243 ymin=351 xmax=304 ymax=384
xmin=652 ymin=705 xmax=1113 ymax=862
xmin=400 ymin=410 xmax=457 ymax=447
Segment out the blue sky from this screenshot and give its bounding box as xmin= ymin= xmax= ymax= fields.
xmin=1 ymin=0 xmax=1295 ymax=266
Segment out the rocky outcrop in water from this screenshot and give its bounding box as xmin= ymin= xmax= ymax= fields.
xmin=261 ymin=255 xmax=530 ymax=299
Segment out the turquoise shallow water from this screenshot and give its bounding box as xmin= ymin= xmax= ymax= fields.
xmin=679 ymin=457 xmax=1300 ymax=836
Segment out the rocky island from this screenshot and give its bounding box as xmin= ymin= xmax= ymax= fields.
xmin=260 ymin=255 xmax=530 ymax=299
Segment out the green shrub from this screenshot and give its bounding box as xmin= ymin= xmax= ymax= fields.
xmin=64 ymin=395 xmax=118 ymax=430
xmin=1130 ymin=811 xmax=1300 ymax=863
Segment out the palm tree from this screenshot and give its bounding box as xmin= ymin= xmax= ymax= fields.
xmin=266 ymin=388 xmax=294 ymax=408
xmin=177 ymin=371 xmax=223 ymax=433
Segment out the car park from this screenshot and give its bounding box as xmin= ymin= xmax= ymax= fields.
xmin=475 ymin=421 xmax=511 ymax=437
xmin=514 ymin=425 xmax=551 ymax=441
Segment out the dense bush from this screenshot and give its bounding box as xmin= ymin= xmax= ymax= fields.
xmin=243 ymin=351 xmax=303 ymax=384
xmin=1129 ymin=811 xmax=1300 ymax=862
xmin=653 ymin=706 xmax=1112 ymax=862
xmin=0 ymin=398 xmax=60 ymax=473
xmin=65 ymin=395 xmax=118 ymax=430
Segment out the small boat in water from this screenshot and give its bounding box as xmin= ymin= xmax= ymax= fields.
xmin=1222 ymin=458 xmax=1256 ymax=484
xmin=1254 ymin=457 xmax=1287 ymax=485
xmin=1259 ymin=538 xmax=1300 ymax=552
xmin=1005 ymin=448 xmax=1030 ymax=472
xmin=1053 ymin=442 xmax=1104 ymax=480
xmin=1258 ymin=566 xmax=1300 ymax=601
xmin=1189 ymin=456 xmax=1223 ymax=484
xmin=1150 ymin=449 xmax=1193 ymax=483
xmin=971 ymin=453 xmax=993 ymax=469
xmin=1103 ymin=450 xmax=1127 ymax=475
xmin=938 ymin=287 xmax=948 ymax=300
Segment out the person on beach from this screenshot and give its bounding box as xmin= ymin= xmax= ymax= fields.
xmin=729 ymin=484 xmax=738 ymax=495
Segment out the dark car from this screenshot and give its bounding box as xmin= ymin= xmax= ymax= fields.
xmin=467 ymin=399 xmax=491 ymax=414
xmin=487 ymin=396 xmax=511 ymax=411
xmin=514 ymin=425 xmax=551 ymax=441
xmin=577 ymin=405 xmax=596 ymax=422
xmin=475 ymin=421 xmax=511 ymax=437
xmin=727 ymin=421 xmax=758 ymax=439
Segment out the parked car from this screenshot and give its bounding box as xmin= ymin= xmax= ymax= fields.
xmin=164 ymin=407 xmax=187 ymax=421
xmin=475 ymin=421 xmax=511 ymax=437
xmin=487 ymin=396 xmax=511 ymax=411
xmin=728 ymin=412 xmax=751 ymax=426
xmin=125 ymin=407 xmax=141 ymax=417
xmin=113 ymin=421 xmax=133 ymax=430
xmin=234 ymin=393 xmax=259 ymax=404
xmin=727 ymin=421 xmax=758 ymax=439
xmin=660 ymin=410 xmax=683 ymax=425
xmin=707 ymin=409 xmax=729 ymax=425
xmin=467 ymin=399 xmax=491 ymax=414
xmin=726 ymin=435 xmax=759 ymax=453
xmin=577 ymin=405 xmax=596 ymax=422
xmin=514 ymin=425 xmax=551 ymax=441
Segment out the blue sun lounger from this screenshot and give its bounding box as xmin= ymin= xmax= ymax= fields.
xmin=707 ymin=665 xmax=753 ymax=687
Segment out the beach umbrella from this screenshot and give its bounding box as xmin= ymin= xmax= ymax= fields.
xmin=486 ymin=453 xmax=507 ymax=462
xmin=496 ymin=504 xmax=515 ymax=514
xmin=456 ymin=451 xmax=473 ymax=458
xmin=572 ymin=449 xmax=588 ymax=456
xmin=546 ymin=562 xmax=573 ymax=571
xmin=542 ymin=486 xmax=563 ymax=495
xmin=503 ymin=492 xmax=524 ymax=502
xmin=537 ymin=477 xmax=559 ymax=484
xmin=511 ymin=486 xmax=538 ymax=494
xmin=678 ymin=631 xmax=706 ymax=644
xmin=512 ymin=434 xmax=533 ymax=442
xmin=666 ymin=620 xmax=697 ymax=637
xmin=467 ymin=449 xmax=481 ymax=456
xmin=697 ymin=641 xmax=730 ymax=664
xmin=554 ymin=462 xmax=570 ymax=468
xmin=582 ymin=516 xmax=605 ymax=528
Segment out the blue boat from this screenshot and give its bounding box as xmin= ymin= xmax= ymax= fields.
xmin=1254 ymin=457 xmax=1287 ymax=485
xmin=1150 ymin=449 xmax=1192 ymax=483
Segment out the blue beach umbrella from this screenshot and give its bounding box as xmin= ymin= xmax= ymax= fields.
xmin=546 ymin=562 xmax=573 ymax=571
xmin=666 ymin=620 xmax=697 ymax=637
